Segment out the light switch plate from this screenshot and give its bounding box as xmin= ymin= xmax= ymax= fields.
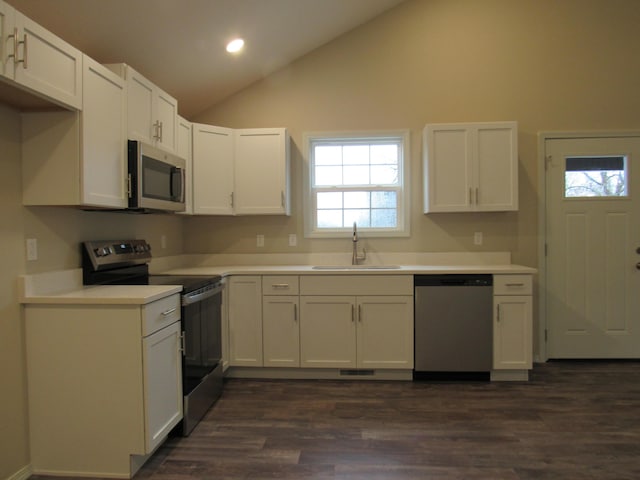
xmin=26 ymin=238 xmax=38 ymax=261
xmin=288 ymin=234 xmax=297 ymax=247
xmin=474 ymin=232 xmax=483 ymax=245
xmin=257 ymin=234 xmax=265 ymax=247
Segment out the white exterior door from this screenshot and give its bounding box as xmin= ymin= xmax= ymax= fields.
xmin=545 ymin=136 xmax=640 ymax=358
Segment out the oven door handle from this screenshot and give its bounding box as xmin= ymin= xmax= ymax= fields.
xmin=182 ymin=284 xmax=223 ymax=306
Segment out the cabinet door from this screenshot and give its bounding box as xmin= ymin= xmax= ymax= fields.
xmin=13 ymin=11 xmax=82 ymax=109
xmin=192 ymin=123 xmax=234 ymax=215
xmin=177 ymin=116 xmax=193 ymax=214
xmin=263 ymin=295 xmax=299 ymax=367
xmin=476 ymin=123 xmax=518 ymax=211
xmin=235 ymin=128 xmax=290 ymax=215
xmin=423 ymin=124 xmax=473 ymax=213
xmin=142 ymin=321 xmax=183 ymax=453
xmin=0 ymin=1 xmax=14 ymax=80
xmin=126 ymin=68 xmax=155 ymax=145
xmin=300 ymin=296 xmax=356 ymax=368
xmin=81 ymin=55 xmax=127 ymax=208
xmin=155 ymin=87 xmax=178 ymax=153
xmin=357 ymin=296 xmax=414 ymax=369
xmin=228 ymin=276 xmax=263 ymax=366
xmin=493 ymin=295 xmax=532 ymax=370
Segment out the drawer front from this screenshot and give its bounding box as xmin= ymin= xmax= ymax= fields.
xmin=142 ymin=294 xmax=181 ymax=336
xmin=300 ymin=275 xmax=413 ymax=296
xmin=493 ymin=275 xmax=532 ymax=295
xmin=262 ymin=275 xmax=299 ymax=295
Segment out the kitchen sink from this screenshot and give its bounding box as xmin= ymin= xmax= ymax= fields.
xmin=311 ymin=265 xmax=401 ymax=270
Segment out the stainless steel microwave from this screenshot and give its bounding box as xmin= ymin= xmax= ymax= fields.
xmin=127 ymin=140 xmax=186 ymax=212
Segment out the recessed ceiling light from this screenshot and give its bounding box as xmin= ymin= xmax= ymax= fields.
xmin=226 ymin=38 xmax=244 ymax=54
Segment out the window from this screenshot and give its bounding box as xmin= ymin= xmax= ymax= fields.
xmin=564 ymin=156 xmax=628 ymax=198
xmin=304 ymin=131 xmax=410 ymax=237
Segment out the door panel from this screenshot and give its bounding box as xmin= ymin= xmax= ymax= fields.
xmin=545 ymin=136 xmax=640 ymax=358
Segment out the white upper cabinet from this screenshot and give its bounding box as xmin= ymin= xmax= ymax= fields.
xmin=192 ymin=123 xmax=235 ymax=215
xmin=22 ymin=55 xmax=126 ymax=208
xmin=0 ymin=0 xmax=82 ymax=109
xmin=191 ymin=125 xmax=290 ymax=216
xmin=423 ymin=121 xmax=518 ymax=213
xmin=176 ymin=116 xmax=193 ymax=215
xmin=105 ymin=63 xmax=178 ymax=153
xmin=234 ymin=128 xmax=290 ymax=215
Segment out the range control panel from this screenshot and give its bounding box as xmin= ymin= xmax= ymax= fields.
xmin=83 ymin=239 xmax=152 ymax=271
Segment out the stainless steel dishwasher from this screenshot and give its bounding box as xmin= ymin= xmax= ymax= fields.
xmin=414 ymin=274 xmax=493 ymax=380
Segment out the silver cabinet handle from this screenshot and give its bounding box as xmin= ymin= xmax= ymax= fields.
xmin=469 ymin=187 xmax=473 ymax=205
xmin=281 ymin=190 xmax=285 ymax=208
xmin=358 ymin=304 xmax=362 ymax=322
xmin=179 ymin=332 xmax=185 ymax=353
xmin=230 ymin=191 xmax=234 ymax=207
xmin=17 ymin=32 xmax=27 ymax=68
xmin=271 ymin=284 xmax=290 ymax=289
xmin=7 ymin=27 xmax=18 ymax=64
xmin=293 ymin=303 xmax=297 ymax=322
xmin=475 ymin=187 xmax=479 ymax=205
xmin=505 ymin=283 xmax=525 ymax=287
xmin=161 ymin=307 xmax=177 ymax=316
xmin=159 ymin=121 xmax=163 ymax=141
xmin=153 ymin=120 xmax=162 ymax=140
xmin=496 ymin=304 xmax=501 ymax=322
xmin=351 ymin=304 xmax=355 ymax=323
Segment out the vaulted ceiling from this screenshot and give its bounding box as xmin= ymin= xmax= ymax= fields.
xmin=9 ymin=0 xmax=406 ymax=117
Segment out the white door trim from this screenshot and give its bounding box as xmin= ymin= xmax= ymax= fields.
xmin=537 ymin=130 xmax=640 ymax=362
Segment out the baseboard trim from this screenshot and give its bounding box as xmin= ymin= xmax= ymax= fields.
xmin=226 ymin=367 xmax=413 ymax=381
xmin=6 ymin=464 xmax=32 ymax=480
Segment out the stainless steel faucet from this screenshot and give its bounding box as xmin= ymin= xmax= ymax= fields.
xmin=352 ymin=222 xmax=366 ymax=265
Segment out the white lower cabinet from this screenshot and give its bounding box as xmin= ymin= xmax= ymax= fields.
xmin=263 ymin=295 xmax=300 ymax=367
xmin=299 ymin=275 xmax=414 ymax=370
xmin=23 ymin=294 xmax=182 ymax=478
xmin=300 ymin=296 xmax=357 ymax=368
xmin=228 ymin=276 xmax=263 ymax=366
xmin=493 ymin=275 xmax=533 ymax=371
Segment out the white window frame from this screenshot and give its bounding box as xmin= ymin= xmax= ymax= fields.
xmin=303 ymin=130 xmax=410 ymax=238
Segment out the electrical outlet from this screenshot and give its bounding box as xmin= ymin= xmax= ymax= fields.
xmin=288 ymin=234 xmax=297 ymax=247
xmin=26 ymin=238 xmax=38 ymax=261
xmin=474 ymin=232 xmax=483 ymax=246
xmin=257 ymin=234 xmax=265 ymax=247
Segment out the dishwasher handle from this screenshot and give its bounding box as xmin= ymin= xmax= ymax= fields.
xmin=414 ymin=274 xmax=493 ymax=287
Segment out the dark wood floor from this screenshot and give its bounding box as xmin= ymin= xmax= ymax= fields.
xmin=35 ymin=361 xmax=640 ymax=479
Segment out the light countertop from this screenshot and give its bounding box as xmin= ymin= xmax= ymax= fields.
xmin=159 ymin=264 xmax=537 ymax=276
xmin=19 ymin=263 xmax=536 ymax=305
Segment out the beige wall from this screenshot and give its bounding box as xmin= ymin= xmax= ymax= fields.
xmin=190 ymin=0 xmax=640 ymax=268
xmin=0 ymin=104 xmax=30 ymax=479
xmin=0 ymin=101 xmax=183 ymax=476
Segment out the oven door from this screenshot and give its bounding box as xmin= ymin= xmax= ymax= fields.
xmin=182 ymin=285 xmax=222 ymax=392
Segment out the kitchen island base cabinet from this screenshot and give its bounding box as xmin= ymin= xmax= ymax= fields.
xmin=24 ymin=296 xmax=182 ymax=479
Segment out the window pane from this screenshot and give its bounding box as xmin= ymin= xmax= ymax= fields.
xmin=371 ymin=165 xmax=399 ymax=184
xmin=371 ymin=144 xmax=398 ymax=165
xmin=343 ymin=145 xmax=369 ymax=165
xmin=343 ymin=165 xmax=370 ymax=184
xmin=317 ymin=209 xmax=343 ymax=228
xmin=564 ymin=156 xmax=627 ymax=197
xmin=372 ymin=209 xmax=397 ymax=228
xmin=315 ymin=166 xmax=343 ymax=186
xmin=344 ymin=209 xmax=370 ymax=227
xmin=344 ymin=191 xmax=370 ymax=209
xmin=317 ymin=192 xmax=343 ymax=209
xmin=372 ymin=191 xmax=396 ymax=208
xmin=315 ymin=145 xmax=342 ymax=166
